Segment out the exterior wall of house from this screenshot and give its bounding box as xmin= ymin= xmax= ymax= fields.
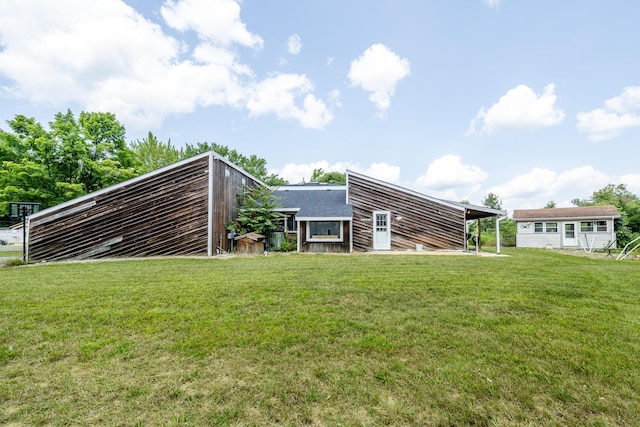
xmin=516 ymin=218 xmax=616 ymax=249
xmin=27 ymin=153 xmax=260 ymax=262
xmin=298 ymin=221 xmax=351 ymax=253
xmin=347 ymin=173 xmax=466 ymax=251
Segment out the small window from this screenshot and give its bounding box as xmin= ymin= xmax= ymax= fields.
xmin=534 ymin=222 xmax=543 ymax=233
xmin=580 ymin=221 xmax=594 ymax=232
xmin=545 ymin=222 xmax=558 ymax=233
xmin=596 ymin=220 xmax=607 ymax=232
xmin=307 ymin=221 xmax=342 ymax=241
xmin=286 ymin=215 xmax=298 ymax=232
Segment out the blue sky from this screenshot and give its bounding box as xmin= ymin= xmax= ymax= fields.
xmin=1 ymin=0 xmax=639 ymax=213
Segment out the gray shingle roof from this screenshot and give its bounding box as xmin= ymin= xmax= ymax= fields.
xmin=273 ymin=187 xmax=353 ymax=218
xmin=513 ymin=205 xmax=620 ymax=220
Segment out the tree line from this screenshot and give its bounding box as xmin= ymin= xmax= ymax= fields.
xmin=1 ymin=110 xmax=639 ymax=245
xmin=0 ymin=110 xmax=285 ymax=222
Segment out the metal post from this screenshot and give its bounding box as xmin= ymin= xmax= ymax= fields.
xmin=21 ymin=206 xmax=27 ymax=263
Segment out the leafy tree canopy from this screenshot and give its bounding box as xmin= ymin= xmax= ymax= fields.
xmin=0 ymin=110 xmax=135 ymax=216
xmin=309 ymin=168 xmax=346 ymax=184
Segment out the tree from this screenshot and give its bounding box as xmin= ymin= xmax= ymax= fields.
xmin=180 ymin=142 xmax=287 ymax=186
xmin=226 ymin=185 xmax=283 ymax=236
xmin=309 ymin=168 xmax=346 ymax=184
xmin=0 ymin=111 xmax=135 ymax=215
xmin=130 ymin=132 xmax=180 ymax=174
xmin=479 ymin=192 xmax=503 ymax=233
xmin=544 ymin=201 xmax=557 ymax=209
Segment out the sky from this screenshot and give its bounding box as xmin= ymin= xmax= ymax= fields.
xmin=1 ymin=0 xmax=640 ymax=214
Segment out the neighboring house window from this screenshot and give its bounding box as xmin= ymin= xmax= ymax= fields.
xmin=581 ymin=221 xmax=594 ymax=232
xmin=596 ymin=220 xmax=607 ymax=232
xmin=545 ymin=222 xmax=558 ymax=233
xmin=534 ymin=222 xmax=543 ymax=233
xmin=307 ymin=221 xmax=342 ymax=241
xmin=286 ymin=214 xmax=298 ymax=232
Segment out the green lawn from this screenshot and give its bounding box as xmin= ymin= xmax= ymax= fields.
xmin=1 ymin=249 xmax=639 ymax=426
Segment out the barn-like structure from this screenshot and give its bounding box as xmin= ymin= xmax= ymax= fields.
xmin=26 ymin=152 xmax=262 ymax=262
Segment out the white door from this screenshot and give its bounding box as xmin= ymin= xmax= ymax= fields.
xmin=563 ymin=222 xmax=576 ymax=247
xmin=373 ymin=211 xmax=391 ymax=250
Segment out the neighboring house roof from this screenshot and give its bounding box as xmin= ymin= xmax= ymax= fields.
xmin=513 ymin=205 xmax=621 ymax=220
xmin=346 ymin=170 xmax=507 ymax=220
xmin=273 ymin=184 xmax=353 ymax=220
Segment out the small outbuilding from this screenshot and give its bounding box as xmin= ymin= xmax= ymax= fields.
xmin=513 ymin=205 xmax=620 ymax=250
xmin=234 ymin=232 xmax=266 ymax=255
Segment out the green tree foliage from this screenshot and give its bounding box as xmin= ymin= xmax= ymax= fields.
xmin=130 ymin=132 xmax=180 ymax=174
xmin=544 ymin=201 xmax=557 ymax=208
xmin=572 ymin=183 xmax=640 ymax=245
xmin=179 ymin=142 xmax=287 ymax=186
xmin=479 ymin=192 xmax=503 ymax=233
xmin=0 ymin=110 xmax=135 ymax=215
xmin=226 ymin=185 xmax=283 ymax=236
xmin=309 ymin=168 xmax=346 ymax=184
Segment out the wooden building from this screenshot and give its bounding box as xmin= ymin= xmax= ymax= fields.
xmin=513 ymin=205 xmax=620 ymax=250
xmin=26 ymin=152 xmax=262 ymax=262
xmin=346 ymin=171 xmax=505 ymax=252
xmin=272 ymin=171 xmax=506 ymax=253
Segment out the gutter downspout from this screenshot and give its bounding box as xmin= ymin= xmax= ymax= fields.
xmin=496 ymin=215 xmax=507 ymax=255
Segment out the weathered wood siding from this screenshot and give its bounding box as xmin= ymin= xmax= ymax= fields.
xmin=348 ymin=173 xmax=465 ymax=251
xmin=28 ymin=154 xmax=260 ymax=261
xmin=299 ymin=221 xmax=351 ymax=253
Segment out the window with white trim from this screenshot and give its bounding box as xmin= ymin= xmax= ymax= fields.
xmin=307 ymin=221 xmax=342 ymax=241
xmin=580 ymin=221 xmax=594 ymax=232
xmin=534 ymin=223 xmax=543 ymax=233
xmin=596 ymin=220 xmax=607 ymax=232
xmin=285 ymin=214 xmax=298 ymax=232
xmin=545 ymin=222 xmax=558 ymax=233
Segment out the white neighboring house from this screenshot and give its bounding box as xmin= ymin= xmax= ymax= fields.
xmin=513 ymin=205 xmax=620 ymax=250
xmin=0 ymin=226 xmax=20 ymax=244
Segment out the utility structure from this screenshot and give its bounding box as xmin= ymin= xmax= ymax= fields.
xmin=8 ymin=202 xmax=41 ymax=262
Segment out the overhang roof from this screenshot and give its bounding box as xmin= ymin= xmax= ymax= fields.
xmin=513 ymin=205 xmax=621 ymax=220
xmin=273 ymin=186 xmax=353 ymax=219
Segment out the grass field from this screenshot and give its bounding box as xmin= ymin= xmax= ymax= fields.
xmin=1 ymin=249 xmax=639 ymax=426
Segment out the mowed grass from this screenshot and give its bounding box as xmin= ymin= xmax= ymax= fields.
xmin=1 ymin=250 xmax=639 ymax=426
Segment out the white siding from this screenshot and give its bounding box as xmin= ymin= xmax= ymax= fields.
xmin=516 ymin=219 xmax=616 ymax=249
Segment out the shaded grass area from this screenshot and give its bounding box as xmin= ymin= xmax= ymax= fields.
xmin=1 ymin=249 xmax=639 ymax=425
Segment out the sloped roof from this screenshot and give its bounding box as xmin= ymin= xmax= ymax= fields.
xmin=346 ymin=170 xmax=507 ymax=220
xmin=273 ymin=185 xmax=353 ymax=219
xmin=513 ymin=205 xmax=620 ymax=220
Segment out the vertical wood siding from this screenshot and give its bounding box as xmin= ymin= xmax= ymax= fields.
xmin=28 ymin=154 xmax=260 ymax=261
xmin=348 ymin=174 xmax=465 ymax=251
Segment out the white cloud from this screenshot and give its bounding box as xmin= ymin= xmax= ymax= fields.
xmin=576 ymin=86 xmax=640 ymax=141
xmin=487 ymin=166 xmax=611 ymax=211
xmin=275 ymin=161 xmax=400 ymax=185
xmin=246 ymin=74 xmax=333 ymax=129
xmin=161 ymin=0 xmax=263 ymax=48
xmin=415 ymin=155 xmax=488 ymax=190
xmin=483 ymin=0 xmax=502 ymax=9
xmin=287 ymin=34 xmax=303 ymax=55
xmin=466 ymin=84 xmax=565 ymax=136
xmin=620 ymin=173 xmax=640 ymax=195
xmin=0 ymin=0 xmax=328 ymax=130
xmin=348 ymin=44 xmax=410 ymax=117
